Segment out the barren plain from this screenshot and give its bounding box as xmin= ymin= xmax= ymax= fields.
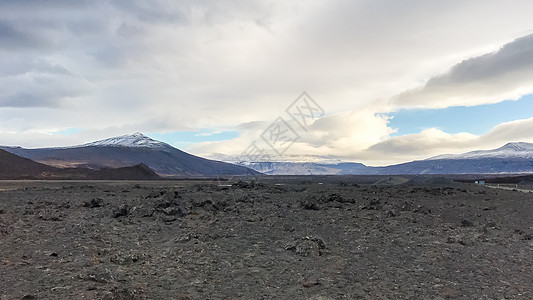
xmin=1 ymin=177 xmax=532 ymax=299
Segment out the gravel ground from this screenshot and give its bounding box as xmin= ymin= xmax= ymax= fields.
xmin=1 ymin=178 xmax=532 ymax=299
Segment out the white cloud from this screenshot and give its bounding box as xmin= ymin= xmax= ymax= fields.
xmin=190 ymin=108 xmax=395 ymax=160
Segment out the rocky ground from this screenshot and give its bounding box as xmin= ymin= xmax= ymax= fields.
xmin=1 ymin=177 xmax=532 ymax=299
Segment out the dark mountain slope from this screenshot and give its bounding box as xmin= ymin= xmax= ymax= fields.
xmin=2 ymin=133 xmax=260 ymax=178
xmin=0 ymin=149 xmax=58 ymax=179
xmin=0 ymin=149 xmax=161 ymax=180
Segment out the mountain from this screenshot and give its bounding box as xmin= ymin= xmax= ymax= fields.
xmin=0 ymin=149 xmax=58 ymax=179
xmin=81 ymin=164 xmax=161 ymax=180
xmin=0 ymin=149 xmax=161 ymax=180
xmin=431 ymin=142 xmax=533 ymax=160
xmin=238 ymin=161 xmax=368 ymax=175
xmin=209 ymin=154 xmax=367 ymax=175
xmin=4 ymin=136 xmax=532 ymax=176
xmin=369 ymin=142 xmax=533 ymax=175
xmin=230 ymin=142 xmax=533 ymax=175
xmin=1 ymin=133 xmax=259 ymax=178
xmin=81 ymin=132 xmax=168 ymax=149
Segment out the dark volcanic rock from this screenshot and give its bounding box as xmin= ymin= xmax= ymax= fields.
xmin=461 ymin=219 xmax=474 ymax=227
xmin=1 ymin=178 xmax=533 ymax=299
xmin=84 ymin=198 xmax=104 ymax=208
xmin=302 ymin=278 xmax=320 ymax=288
xmin=286 ymin=236 xmax=327 ymax=257
xmin=113 ymin=204 xmax=129 ymax=218
xmin=300 ymin=198 xmax=321 ymax=210
xmin=361 ymin=197 xmax=381 ymax=210
xmin=162 ymin=206 xmax=187 ymax=217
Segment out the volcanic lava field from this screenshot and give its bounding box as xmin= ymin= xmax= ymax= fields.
xmin=1 ymin=177 xmax=532 ymax=299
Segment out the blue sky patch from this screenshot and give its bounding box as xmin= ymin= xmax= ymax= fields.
xmin=388 ymin=94 xmax=533 ymax=136
xmin=148 ymin=129 xmax=239 ymax=149
xmin=50 ymin=128 xmax=83 ymax=136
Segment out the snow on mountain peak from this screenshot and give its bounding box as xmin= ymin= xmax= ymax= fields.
xmin=430 ymin=142 xmax=533 ymax=160
xmin=499 ymin=142 xmax=533 ymax=152
xmin=83 ymin=132 xmax=169 ymax=149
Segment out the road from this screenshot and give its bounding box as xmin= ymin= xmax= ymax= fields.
xmin=485 ymin=184 xmax=533 ymax=193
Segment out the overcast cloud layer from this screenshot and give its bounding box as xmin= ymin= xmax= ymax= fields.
xmin=2 ymin=0 xmax=533 ymax=165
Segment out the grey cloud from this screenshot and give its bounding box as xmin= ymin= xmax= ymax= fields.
xmin=91 ymin=46 xmax=127 ymax=67
xmin=34 ymin=61 xmax=72 ymax=76
xmin=66 ymin=18 xmax=107 ymax=36
xmin=393 ymin=33 xmax=533 ymax=108
xmin=0 ymin=0 xmax=90 ymax=8
xmin=0 ymin=75 xmax=88 ymax=108
xmin=440 ymin=35 xmax=533 ymax=82
xmin=364 ymin=130 xmax=470 ymax=157
xmin=0 ymin=1 xmax=107 ymax=52
xmin=0 ymin=21 xmax=49 ymax=50
xmin=422 ymin=34 xmax=533 ymax=86
xmin=0 ymin=92 xmax=64 ymax=108
xmin=116 ymin=23 xmax=144 ymax=38
xmin=0 ymin=58 xmax=72 ymax=77
xmin=109 ymin=0 xmax=189 ymax=25
xmin=108 ymin=0 xmax=268 ymax=28
xmin=2 ymin=0 xmax=533 ymax=162
xmin=0 ymin=64 xmax=88 ymax=108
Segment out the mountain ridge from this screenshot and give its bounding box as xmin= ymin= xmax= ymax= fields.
xmin=430 ymin=142 xmax=533 ymax=160
xmin=4 ymin=135 xmax=533 ymax=176
xmin=228 ymin=142 xmax=533 ymax=175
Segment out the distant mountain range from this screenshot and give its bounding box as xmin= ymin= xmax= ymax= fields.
xmin=229 ymin=142 xmax=533 ymax=175
xmin=2 ymin=133 xmax=533 ymax=178
xmin=1 ymin=133 xmax=259 ymax=178
xmin=237 ymin=161 xmax=368 ymax=175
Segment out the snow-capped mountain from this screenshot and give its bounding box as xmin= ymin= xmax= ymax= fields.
xmin=431 ymin=142 xmax=533 ymax=160
xmin=365 ymin=142 xmax=533 ymax=175
xmin=236 ymin=161 xmax=367 ymax=175
xmin=208 ymin=153 xmax=345 ymax=164
xmin=81 ymin=132 xmax=168 ymax=149
xmin=1 ymin=133 xmax=259 ymax=177
xmin=208 ymin=154 xmax=364 ymax=175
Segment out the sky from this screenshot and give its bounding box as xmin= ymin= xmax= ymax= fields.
xmin=2 ymin=0 xmax=533 ymax=166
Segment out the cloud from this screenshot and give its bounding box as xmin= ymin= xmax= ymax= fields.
xmin=0 ymin=92 xmax=65 ymax=108
xmin=359 ymin=129 xmax=478 ymax=164
xmin=0 ymin=21 xmax=49 ymax=50
xmin=190 ymin=108 xmax=395 ymax=159
xmin=1 ymin=0 xmax=533 ymax=164
xmin=109 ymin=0 xmax=189 ymax=25
xmin=0 ymin=59 xmax=89 ymax=108
xmin=0 ymin=116 xmax=192 ymax=148
xmin=193 ymin=103 xmax=533 ymax=166
xmin=392 ymin=33 xmax=533 ymax=109
xmin=482 ymin=117 xmax=533 ymax=143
